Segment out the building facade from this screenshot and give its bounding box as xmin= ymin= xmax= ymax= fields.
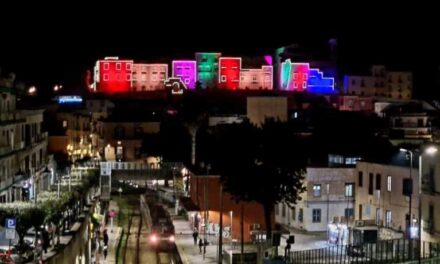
xmin=343 ymin=65 xmax=412 ymax=99
xmin=172 ymin=60 xmax=197 ymax=89
xmin=93 ymin=57 xmax=133 ymax=94
xmin=0 ymin=84 xmax=48 ymax=203
xmin=354 ymin=161 xmax=418 ymax=240
xmin=219 ymin=57 xmax=241 ymax=90
xmin=195 ymin=53 xmax=221 ymax=89
xmin=275 ymin=167 xmax=355 ymax=234
xmin=240 ymin=66 xmax=273 ymax=90
xmin=132 ymin=63 xmax=168 ymax=91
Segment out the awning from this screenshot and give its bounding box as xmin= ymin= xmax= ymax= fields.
xmin=179 ymin=197 xmax=200 ymax=211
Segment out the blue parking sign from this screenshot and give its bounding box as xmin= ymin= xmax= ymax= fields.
xmin=5 ymin=218 xmax=16 ymax=229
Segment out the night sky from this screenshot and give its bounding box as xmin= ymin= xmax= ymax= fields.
xmin=1 ymin=6 xmax=439 ymax=99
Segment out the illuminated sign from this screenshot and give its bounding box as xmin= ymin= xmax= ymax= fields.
xmin=58 ymin=96 xmax=83 ymax=104
xmin=165 ymin=77 xmax=187 ymax=95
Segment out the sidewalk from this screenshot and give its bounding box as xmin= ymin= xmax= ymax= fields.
xmin=96 ymin=200 xmax=121 ymax=264
xmin=170 ymin=207 xmax=258 ymax=264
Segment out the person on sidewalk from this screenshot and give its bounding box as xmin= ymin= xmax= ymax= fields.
xmin=192 ymin=230 xmax=199 ymax=245
xmin=103 ymin=245 xmax=108 ymax=260
xmin=103 ymin=229 xmax=109 ymax=246
xmin=198 ymin=238 xmax=203 ymax=253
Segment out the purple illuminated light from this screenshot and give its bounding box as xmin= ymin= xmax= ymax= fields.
xmin=172 ymin=60 xmax=197 ymax=89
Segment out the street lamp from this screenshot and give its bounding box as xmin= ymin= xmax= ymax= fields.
xmin=399 ymin=148 xmax=414 ymax=239
xmin=401 ymin=146 xmax=438 ymax=263
xmin=418 ymin=146 xmax=437 ymax=263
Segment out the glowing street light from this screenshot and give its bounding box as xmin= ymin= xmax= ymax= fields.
xmin=28 ymin=86 xmax=37 ymax=95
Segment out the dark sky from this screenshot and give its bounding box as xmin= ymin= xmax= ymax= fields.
xmin=1 ymin=5 xmax=439 ymax=99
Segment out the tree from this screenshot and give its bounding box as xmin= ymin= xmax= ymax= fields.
xmin=0 ymin=202 xmax=45 ymax=251
xmin=207 ymin=119 xmax=307 ymax=238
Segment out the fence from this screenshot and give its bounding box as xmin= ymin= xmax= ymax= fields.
xmin=290 ymin=239 xmax=440 ymax=264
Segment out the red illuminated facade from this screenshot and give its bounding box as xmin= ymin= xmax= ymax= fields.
xmin=94 ymin=57 xmax=133 ymax=94
xmin=219 ymin=57 xmax=241 ymax=90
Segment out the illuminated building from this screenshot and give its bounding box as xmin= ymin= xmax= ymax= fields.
xmin=219 ymin=57 xmax=241 ymax=90
xmin=0 ymin=78 xmax=48 ymax=202
xmin=240 ymin=66 xmax=273 ymax=90
xmin=281 ymin=59 xmax=335 ymax=94
xmin=94 ymin=57 xmax=133 ymax=94
xmin=195 ymin=53 xmax=221 ymax=89
xmin=132 ymin=64 xmax=168 ymax=91
xmin=172 ymin=60 xmax=197 ymax=89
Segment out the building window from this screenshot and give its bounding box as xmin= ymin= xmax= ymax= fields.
xmin=345 ymin=208 xmax=354 ymax=219
xmin=282 ymin=203 xmax=286 ymax=217
xmin=103 ymin=74 xmax=109 ymax=81
xmin=313 ymin=184 xmax=321 ymax=197
xmin=141 ymin=74 xmax=146 ymax=81
xmin=221 ymin=76 xmax=226 ymax=82
xmin=299 ymin=208 xmax=303 ymax=222
xmin=126 ymin=74 xmax=131 ymax=81
xmin=116 ymin=63 xmax=121 ymax=70
xmin=312 ymin=209 xmax=321 ymax=223
xmin=345 ymin=183 xmax=354 ymax=197
xmin=126 ymin=63 xmax=131 ymax=70
xmin=292 ymin=207 xmax=296 ymax=221
xmin=62 ymin=120 xmax=67 ymax=128
xmin=104 ymin=63 xmax=109 ymax=70
xmin=385 ymin=210 xmax=392 ymax=228
xmin=358 ymin=171 xmax=363 ymax=187
xmin=369 ymin=173 xmax=374 ymax=195
xmin=387 ymin=176 xmax=392 ymax=192
xmin=376 ymin=173 xmax=381 ymax=190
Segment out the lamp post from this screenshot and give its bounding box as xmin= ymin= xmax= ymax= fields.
xmin=400 ymin=148 xmax=413 ymax=239
xmin=401 ymin=146 xmax=438 ymax=263
xmin=418 ymin=146 xmax=438 ymax=263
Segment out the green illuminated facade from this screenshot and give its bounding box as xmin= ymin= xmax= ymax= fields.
xmin=195 ymin=52 xmax=221 ymax=89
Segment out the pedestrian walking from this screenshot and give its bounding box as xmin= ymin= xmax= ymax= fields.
xmin=103 ymin=229 xmax=109 ymax=246
xmin=103 ymin=245 xmax=108 ymax=260
xmin=198 ymin=238 xmax=203 ymax=253
xmin=192 ymin=230 xmax=199 ymax=245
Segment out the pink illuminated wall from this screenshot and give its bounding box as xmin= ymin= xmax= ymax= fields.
xmin=239 ymin=66 xmax=273 ymax=90
xmin=94 ymin=57 xmax=133 ymax=94
xmin=172 ymin=60 xmax=197 ymax=89
xmin=132 ymin=63 xmax=168 ymax=91
xmin=219 ymin=57 xmax=241 ymax=90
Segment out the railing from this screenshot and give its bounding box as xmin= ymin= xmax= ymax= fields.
xmin=290 ymin=239 xmax=440 ymax=264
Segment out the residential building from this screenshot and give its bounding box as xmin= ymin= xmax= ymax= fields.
xmin=343 ymin=65 xmax=412 ymax=99
xmin=96 ymin=112 xmax=160 ymax=161
xmin=275 ymin=167 xmax=355 ymax=236
xmin=0 ymin=80 xmax=48 ymax=203
xmin=354 ymin=161 xmax=418 ymax=240
xmin=381 ymin=101 xmax=438 ymax=146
